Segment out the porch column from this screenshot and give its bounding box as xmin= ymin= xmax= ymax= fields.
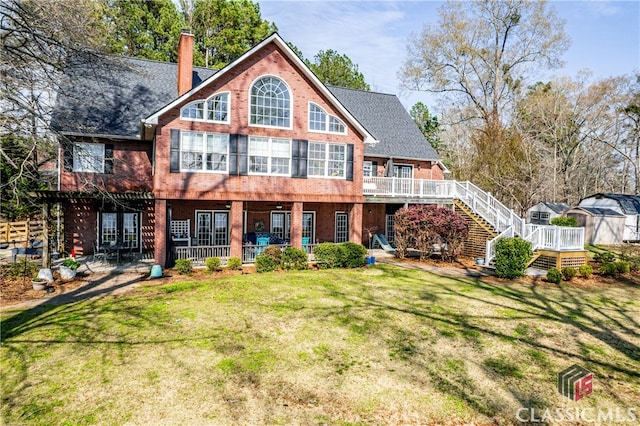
xmin=42 ymin=202 xmax=50 ymax=268
xmin=154 ymin=199 xmax=168 ymax=267
xmin=290 ymin=202 xmax=303 ymax=248
xmin=230 ymin=201 xmax=243 ymax=259
xmin=350 ymin=203 xmax=363 ymax=244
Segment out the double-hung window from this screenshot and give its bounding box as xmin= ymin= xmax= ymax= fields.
xmin=248 ymin=137 xmax=291 ymax=175
xmin=73 ymin=142 xmax=105 ymax=173
xmin=308 ymin=142 xmax=346 ymax=178
xmin=180 ymin=131 xmax=229 ymax=172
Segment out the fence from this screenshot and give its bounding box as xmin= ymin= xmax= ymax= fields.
xmin=0 ymin=221 xmax=43 ymax=245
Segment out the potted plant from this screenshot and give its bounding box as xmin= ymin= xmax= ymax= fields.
xmin=59 ymin=258 xmax=81 ymax=280
xmin=31 ymin=277 xmax=46 ymax=291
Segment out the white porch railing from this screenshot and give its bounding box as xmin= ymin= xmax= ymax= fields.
xmin=174 ymin=245 xmax=230 ymax=266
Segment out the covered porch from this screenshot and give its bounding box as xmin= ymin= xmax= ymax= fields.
xmin=157 ymin=200 xmax=364 ymax=266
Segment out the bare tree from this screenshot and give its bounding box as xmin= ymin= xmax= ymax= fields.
xmin=1 ymin=0 xmax=105 ymax=217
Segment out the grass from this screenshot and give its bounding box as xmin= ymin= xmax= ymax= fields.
xmin=2 ymin=264 xmax=639 ymax=425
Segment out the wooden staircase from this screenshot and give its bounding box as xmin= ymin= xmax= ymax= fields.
xmin=453 ymin=199 xmax=499 ymax=259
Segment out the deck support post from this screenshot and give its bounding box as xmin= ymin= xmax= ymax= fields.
xmin=290 ymin=202 xmax=303 ymax=248
xmin=230 ymin=201 xmax=244 ymax=259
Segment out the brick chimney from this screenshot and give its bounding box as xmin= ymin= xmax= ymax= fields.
xmin=177 ymin=29 xmax=194 ymax=96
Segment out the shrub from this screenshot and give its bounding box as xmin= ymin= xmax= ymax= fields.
xmin=227 ymin=257 xmax=242 ymax=270
xmin=628 ymin=257 xmax=640 ymax=273
xmin=578 ymin=264 xmax=593 ymax=279
xmin=280 ymin=247 xmax=309 ymax=270
xmin=313 ymin=242 xmax=343 ymax=269
xmin=262 ymin=245 xmax=282 ymax=264
xmin=616 ymin=261 xmax=630 ymax=274
xmin=561 ymin=266 xmax=577 ymax=281
xmin=174 ymin=258 xmax=193 ymax=275
xmin=546 ymin=268 xmax=562 ymax=284
xmin=205 ymin=256 xmax=222 ymax=272
xmin=255 ymin=254 xmax=277 ymax=273
xmin=594 ymin=252 xmax=616 ymax=263
xmin=599 ymin=262 xmax=618 ymax=276
xmin=550 ymin=217 xmax=578 ymax=227
xmin=339 ymin=242 xmax=367 ymax=268
xmin=493 ymin=237 xmax=533 ymax=279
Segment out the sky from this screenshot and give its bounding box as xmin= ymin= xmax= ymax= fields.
xmin=256 ymin=0 xmax=640 ymax=111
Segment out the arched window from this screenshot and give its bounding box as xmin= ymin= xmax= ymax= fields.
xmin=181 ymin=101 xmax=204 ymax=120
xmin=308 ymin=102 xmax=346 ymax=134
xmin=207 ymin=92 xmax=229 ymax=122
xmin=180 ymin=92 xmax=229 ymax=123
xmin=250 ymin=76 xmax=291 ymax=128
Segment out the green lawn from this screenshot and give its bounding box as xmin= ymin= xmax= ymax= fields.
xmin=2 ymin=264 xmax=639 ymax=425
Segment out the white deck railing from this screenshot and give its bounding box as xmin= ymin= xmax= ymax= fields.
xmin=363 ymin=177 xmax=585 ymax=264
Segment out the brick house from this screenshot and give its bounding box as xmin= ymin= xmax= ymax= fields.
xmin=46 ymin=32 xmax=446 ymax=266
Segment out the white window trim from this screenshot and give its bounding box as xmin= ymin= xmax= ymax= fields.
xmin=269 ymin=211 xmax=316 ymax=243
xmin=179 ymin=91 xmax=231 ymax=124
xmin=195 ymin=210 xmax=230 ymax=246
xmin=73 ymin=142 xmax=105 ymax=173
xmin=248 ymin=136 xmax=292 ymax=177
xmin=179 ymin=131 xmax=230 ymax=173
xmin=335 ymin=211 xmax=349 ymax=243
xmin=393 ymin=163 xmax=414 ymax=179
xmin=307 ymin=141 xmax=346 ymax=179
xmin=307 ymin=102 xmax=347 ymax=135
xmin=363 ymin=161 xmax=373 ymax=177
xmin=248 ymin=74 xmax=293 ymax=130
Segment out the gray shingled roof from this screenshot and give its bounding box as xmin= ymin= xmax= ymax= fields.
xmin=327 ymin=86 xmax=440 ymax=161
xmin=541 ymin=202 xmax=570 ymax=214
xmin=598 ymin=193 xmax=640 ymax=215
xmin=574 ymin=207 xmax=625 ymax=217
xmin=51 ymin=54 xmax=441 ymax=163
xmin=51 ymin=54 xmax=216 ymax=137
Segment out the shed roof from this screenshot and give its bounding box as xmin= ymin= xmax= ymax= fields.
xmin=581 ymin=193 xmax=640 ymax=215
xmin=569 ymin=206 xmax=626 ymax=217
xmin=531 ymin=201 xmax=571 ymax=214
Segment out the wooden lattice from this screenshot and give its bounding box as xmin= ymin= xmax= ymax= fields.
xmin=454 ymin=201 xmax=498 ymax=259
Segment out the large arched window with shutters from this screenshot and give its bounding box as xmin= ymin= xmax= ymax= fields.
xmin=249 ymin=76 xmax=291 ymax=128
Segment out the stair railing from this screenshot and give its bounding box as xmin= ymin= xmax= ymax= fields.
xmin=484 ymin=226 xmax=514 ymax=265
xmin=454 ymin=181 xmax=525 ymax=236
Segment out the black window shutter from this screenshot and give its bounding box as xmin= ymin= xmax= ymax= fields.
xmin=298 ymin=140 xmax=308 ymax=178
xmin=372 ymin=161 xmax=378 ymax=177
xmin=238 ymin=135 xmax=248 ymax=176
xmin=291 ymin=139 xmax=300 ymax=178
xmin=346 ymin=144 xmax=354 ymax=181
xmin=63 ymin=143 xmax=73 ymax=172
xmin=104 ymin=144 xmax=114 ymax=174
xmin=228 ymin=134 xmax=238 ymax=176
xmin=170 ymin=129 xmax=180 ymax=172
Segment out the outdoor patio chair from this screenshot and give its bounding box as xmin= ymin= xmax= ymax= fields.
xmin=92 ymin=242 xmax=107 ymax=264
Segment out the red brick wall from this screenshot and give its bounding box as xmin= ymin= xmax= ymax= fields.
xmin=60 ymin=137 xmax=153 ymax=193
xmin=63 ymin=199 xmax=155 ymax=256
xmin=154 ymin=42 xmax=364 ymax=204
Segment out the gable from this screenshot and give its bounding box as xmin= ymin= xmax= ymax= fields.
xmin=144 ymin=34 xmax=376 ymax=145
